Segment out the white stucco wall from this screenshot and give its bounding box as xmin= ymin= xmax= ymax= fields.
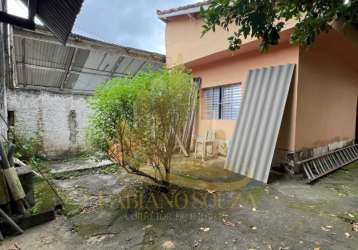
xmin=7 ymin=89 xmax=90 ymax=158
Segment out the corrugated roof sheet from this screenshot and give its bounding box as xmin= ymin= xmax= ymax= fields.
xmin=21 ymin=0 xmax=84 ymax=44
xmin=12 ymin=27 xmax=165 ymax=93
xmin=225 ymin=64 xmax=295 ymax=183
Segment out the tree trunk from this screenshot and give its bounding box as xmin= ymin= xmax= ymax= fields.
xmin=164 ymin=167 xmax=171 ymax=185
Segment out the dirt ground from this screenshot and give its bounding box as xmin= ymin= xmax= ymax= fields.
xmin=1 ymin=156 xmax=357 ymax=250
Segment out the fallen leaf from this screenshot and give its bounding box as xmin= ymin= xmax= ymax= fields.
xmin=143 ymin=225 xmax=153 ymax=230
xmin=8 ymin=243 xmax=21 ymax=250
xmin=200 ymin=227 xmax=210 ymax=232
xmin=222 ymin=218 xmax=236 ymax=227
xmin=87 ymin=235 xmax=110 ymax=245
xmin=348 ymin=213 xmax=355 ymax=218
xmin=321 ymin=226 xmax=331 ymax=232
xmin=353 ymin=222 xmax=358 ymax=232
xmin=162 ymin=240 xmax=175 ymax=249
xmin=194 ymin=240 xmax=200 ymax=247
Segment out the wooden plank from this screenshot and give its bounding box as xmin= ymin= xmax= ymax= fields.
xmin=175 ymin=134 xmax=189 ymax=157
xmin=3 ymin=168 xmax=26 ymax=200
xmin=0 ymin=208 xmax=24 ymax=234
xmin=0 ymin=170 xmax=10 ymax=205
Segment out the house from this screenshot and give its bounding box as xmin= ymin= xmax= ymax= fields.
xmin=157 ymin=2 xmax=358 ymax=180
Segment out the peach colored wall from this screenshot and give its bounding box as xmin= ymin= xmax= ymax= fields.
xmin=165 ymin=14 xmax=358 ymax=153
xmin=165 ymin=15 xmax=296 ymax=66
xmin=193 ymin=44 xmax=299 ymax=151
xmin=295 ymin=33 xmax=358 ymax=150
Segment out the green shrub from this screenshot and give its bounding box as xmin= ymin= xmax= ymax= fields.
xmin=8 ymin=128 xmax=43 ymax=163
xmin=87 ymin=67 xmax=193 ymax=186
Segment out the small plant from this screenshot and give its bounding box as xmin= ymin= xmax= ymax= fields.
xmin=8 ymin=128 xmax=43 ymax=164
xmin=87 ymin=67 xmax=193 ymax=187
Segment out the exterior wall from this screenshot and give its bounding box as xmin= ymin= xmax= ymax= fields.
xmin=0 ymin=21 xmax=7 ymax=141
xmin=165 ymin=15 xmax=296 ymax=66
xmin=7 ymin=89 xmax=90 ymax=158
xmin=296 ymin=32 xmax=358 ymax=152
xmin=165 ymin=13 xmax=358 ymax=164
xmin=0 ymin=0 xmax=9 ymax=141
xmin=192 ymin=43 xmax=299 ymax=152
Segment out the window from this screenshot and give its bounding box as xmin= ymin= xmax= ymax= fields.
xmin=203 ymin=84 xmax=241 ymax=120
xmin=7 ymin=110 xmax=15 ymax=127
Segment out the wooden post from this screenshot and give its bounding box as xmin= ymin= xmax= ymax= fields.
xmin=0 ymin=142 xmax=27 ymax=214
xmin=0 ymin=169 xmax=10 ymax=205
xmin=175 ymin=134 xmax=189 ymax=157
xmin=0 ymin=208 xmax=24 ymax=234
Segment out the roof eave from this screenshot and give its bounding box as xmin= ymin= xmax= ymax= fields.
xmin=157 ymin=4 xmax=208 ymax=22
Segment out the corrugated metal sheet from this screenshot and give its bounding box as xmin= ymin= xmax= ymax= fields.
xmin=225 ymin=64 xmax=295 ymax=183
xmin=20 ymin=38 xmax=74 ymax=69
xmin=13 ymin=28 xmax=165 ymax=92
xmin=21 ymin=0 xmax=85 ymax=44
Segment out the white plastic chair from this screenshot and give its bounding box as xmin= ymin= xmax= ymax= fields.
xmin=194 ymin=129 xmax=215 ymax=161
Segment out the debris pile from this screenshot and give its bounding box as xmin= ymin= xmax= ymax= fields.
xmin=0 ymin=142 xmax=55 ymax=240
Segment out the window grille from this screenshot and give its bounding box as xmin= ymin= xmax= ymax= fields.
xmin=203 ymin=83 xmax=241 ymax=120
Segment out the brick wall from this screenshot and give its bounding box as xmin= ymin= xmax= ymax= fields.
xmin=7 ymin=89 xmax=90 ymax=158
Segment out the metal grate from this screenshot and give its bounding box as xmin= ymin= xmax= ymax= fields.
xmin=299 ymin=144 xmax=358 ymax=183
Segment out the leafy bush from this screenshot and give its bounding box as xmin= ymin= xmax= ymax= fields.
xmin=8 ymin=128 xmax=43 ymax=163
xmin=87 ymin=67 xmax=193 ymax=186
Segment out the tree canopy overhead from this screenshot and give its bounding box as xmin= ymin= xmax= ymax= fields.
xmin=201 ymin=0 xmax=358 ymax=51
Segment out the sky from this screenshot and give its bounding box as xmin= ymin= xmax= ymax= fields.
xmin=8 ymin=0 xmax=201 ymax=54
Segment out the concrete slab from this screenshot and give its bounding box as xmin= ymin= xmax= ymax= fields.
xmin=2 ymin=158 xmax=358 ymax=249
xmin=50 ymin=159 xmax=113 ymax=174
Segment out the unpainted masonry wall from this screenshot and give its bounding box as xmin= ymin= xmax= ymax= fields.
xmin=7 ymin=89 xmax=90 ymax=157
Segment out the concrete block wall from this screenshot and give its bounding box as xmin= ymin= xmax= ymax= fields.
xmin=7 ymin=89 xmax=90 ymax=158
